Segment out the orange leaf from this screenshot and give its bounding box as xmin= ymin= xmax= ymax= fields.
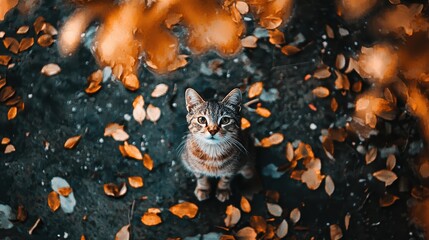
xmin=18 ymin=38 xmax=34 ymax=52
xmin=0 ymin=55 xmax=11 ymax=66
xmin=235 ymin=1 xmax=249 ymax=14
xmin=330 ymin=224 xmax=343 ymax=240
xmin=37 ymin=34 xmax=54 ymax=47
xmin=276 ymin=219 xmax=288 ymax=238
xmin=313 ymin=67 xmax=331 ymax=79
xmin=146 ymin=104 xmax=161 ymax=122
xmin=365 ymin=147 xmax=377 ymax=165
xmin=128 ymin=176 xmax=144 ymax=188
xmin=241 ymin=117 xmax=251 ymax=130
xmin=1 ymin=137 xmax=10 ymax=145
xmin=141 ymin=209 xmax=162 ymax=226
xmin=301 ymin=169 xmax=324 ymax=190
xmin=236 ymin=227 xmax=257 ymax=239
xmin=64 ymin=135 xmax=81 ymax=149
xmin=103 ymin=182 xmax=127 ymax=197
xmin=379 ymin=193 xmax=399 ymax=207
xmin=312 ymin=86 xmax=330 ymax=98
xmin=268 ymin=29 xmax=285 ymax=45
xmin=4 ymin=144 xmax=15 ymax=154
xmin=151 ymin=84 xmax=169 ymax=98
xmin=241 ymin=35 xmax=257 ymax=48
xmin=325 ymin=175 xmax=335 ymax=196
xmin=266 ymin=203 xmax=282 ymax=217
xmin=255 ymin=107 xmax=271 ymax=118
xmin=7 ymin=106 xmax=17 ymax=120
xmin=143 ymin=153 xmax=154 ymax=170
xmin=104 ymin=123 xmax=129 ymax=141
xmin=281 ymin=45 xmax=301 ymax=56
xmin=41 ymin=63 xmax=61 ymax=76
xmin=386 ymin=154 xmax=396 ymax=170
xmin=260 ymin=133 xmax=284 ymax=148
xmin=290 ymin=208 xmax=301 ymax=224
xmin=248 ymin=82 xmax=263 ymax=98
xmin=249 ymin=215 xmax=267 ymax=234
xmin=48 ymin=191 xmax=60 ymax=212
xmin=124 ymin=142 xmax=143 ymax=160
xmin=58 ymin=187 xmax=73 ymax=197
xmin=115 ymin=224 xmax=130 ymax=240
xmin=133 ymin=104 xmax=146 ymax=125
xmin=122 ymin=74 xmax=140 ymax=91
xmin=240 ymin=196 xmax=251 ymax=213
xmin=169 ymin=202 xmax=199 ymax=219
xmin=224 ymin=205 xmax=241 ymax=227
xmin=373 ymin=169 xmax=397 ymax=186
xmin=260 ymin=16 xmax=282 ymax=29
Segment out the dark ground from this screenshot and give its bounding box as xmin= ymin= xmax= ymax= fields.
xmin=0 ymin=0 xmax=426 ymax=239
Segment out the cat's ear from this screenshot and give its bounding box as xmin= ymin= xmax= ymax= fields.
xmin=185 ymin=88 xmax=205 ymax=112
xmin=221 ymin=88 xmax=242 ymax=107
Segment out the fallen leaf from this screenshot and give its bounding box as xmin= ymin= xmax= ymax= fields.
xmin=260 ymin=133 xmax=284 ymax=148
xmin=3 ymin=37 xmax=19 ymax=53
xmin=386 ymin=154 xmax=396 ymax=170
xmin=16 ymin=205 xmax=27 ymax=222
xmin=249 ymin=216 xmax=267 ymax=234
xmin=151 ymin=84 xmax=169 ymax=98
xmin=64 ymin=135 xmax=81 ymax=149
xmin=43 ymin=23 xmax=58 ymax=35
xmin=37 ymin=34 xmax=54 ymax=47
xmin=276 ymin=220 xmax=288 ymax=238
xmin=7 ymin=106 xmax=17 ymax=120
xmin=17 ymin=26 xmax=29 ymax=34
xmin=266 ymin=203 xmax=282 ymax=217
xmin=285 ymin=142 xmax=294 ymax=162
xmin=379 ymin=193 xmax=399 ymax=207
xmin=240 ymin=196 xmax=251 ymax=213
xmin=352 ymin=81 xmax=362 ymax=92
xmin=41 ymin=63 xmax=61 ymax=76
xmin=122 ymin=74 xmax=140 ymax=91
xmin=365 ymin=147 xmax=377 ymax=164
xmin=0 ymin=0 xmax=18 ymax=21
xmin=0 ymin=86 xmax=15 ymax=102
xmin=322 ymin=175 xmax=335 ymax=197
xmin=241 ymin=117 xmax=251 ymax=130
xmin=4 ymin=144 xmax=15 ymax=153
xmin=241 ymin=35 xmax=258 ymax=48
xmin=103 ymin=182 xmax=127 ymax=197
xmin=146 ymin=104 xmax=161 ymax=122
xmin=334 ymin=70 xmax=350 ymax=90
xmin=1 ymin=137 xmax=10 ymax=145
xmin=104 ymin=123 xmax=129 ymax=141
xmin=330 ymin=224 xmax=343 ymax=240
xmin=124 ymin=142 xmax=143 ymax=160
xmin=301 ymin=169 xmax=324 ymax=190
xmin=115 ymin=224 xmax=130 ymax=240
xmin=255 ymin=107 xmax=271 ymax=118
xmin=326 ymin=25 xmax=334 ymax=38
xmin=0 ymin=55 xmax=11 ymax=65
xmin=85 ymin=81 xmax=102 ymax=94
xmin=336 ymin=54 xmax=346 ymax=69
xmin=128 ymin=176 xmax=144 ymax=188
xmin=224 ymin=205 xmax=241 ymax=227
xmin=33 ymin=16 xmax=45 ymax=34
xmin=312 ymin=86 xmax=330 ymax=98
xmin=236 ymin=1 xmax=249 ymax=14
xmin=373 ymin=169 xmax=398 ymax=186
xmin=268 ymin=29 xmax=285 ymax=45
xmin=18 ymin=38 xmax=34 ymax=52
xmin=220 ymin=235 xmax=235 ymax=240
xmin=143 ymin=153 xmax=154 ymax=170
xmin=281 ymin=45 xmax=301 ymax=56
xmin=141 ymin=209 xmax=162 ymax=226
xmin=169 ymin=202 xmax=199 ymax=219
xmin=48 ymin=191 xmax=60 ymax=212
xmin=248 ymin=82 xmax=263 ymax=98
xmin=260 ymin=16 xmax=282 ymax=29
xmin=58 ymin=187 xmax=72 ymax=197
xmin=344 ymin=213 xmax=351 ymax=230
xmin=313 ymin=67 xmax=331 ymax=79
xmin=133 ymin=103 xmax=146 ymax=125
xmin=290 ymin=208 xmax=301 ymax=224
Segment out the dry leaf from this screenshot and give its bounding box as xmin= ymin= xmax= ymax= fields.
xmin=48 ymin=191 xmax=60 ymax=212
xmin=151 ymin=84 xmax=169 ymax=98
xmin=115 ymin=224 xmax=130 ymax=240
xmin=16 ymin=205 xmax=27 ymax=222
xmin=0 ymin=55 xmax=11 ymax=66
xmin=326 ymin=25 xmax=334 ymax=38
xmin=133 ymin=103 xmax=146 ymax=125
xmin=38 ymin=34 xmax=54 ymax=47
xmin=143 ymin=153 xmax=154 ymax=171
xmin=241 ymin=35 xmax=257 ymax=48
xmin=379 ymin=193 xmax=399 ymax=207
xmin=3 ymin=37 xmax=19 ymax=53
xmin=386 ymin=154 xmax=396 ymax=170
xmin=248 ymin=82 xmax=263 ymax=98
xmin=312 ymin=86 xmax=330 ymax=98
xmin=276 ymin=220 xmax=288 ymax=238
xmin=64 ymin=135 xmax=81 ymax=149
xmin=344 ymin=213 xmax=351 ymax=230
xmin=33 ymin=16 xmax=45 ymax=34
xmin=301 ymin=169 xmax=324 ymax=190
xmin=128 ymin=176 xmax=144 ymax=188
xmin=255 ymin=107 xmax=271 ymax=118
xmin=290 ymin=208 xmax=301 ymax=224
xmin=373 ymin=169 xmax=398 ymax=186
xmin=336 ymin=54 xmax=346 ymax=69
xmin=235 ymin=1 xmax=249 ymax=14
xmin=41 ymin=63 xmax=61 ymax=76
xmin=4 ymin=144 xmax=15 ymax=153
xmin=133 ymin=95 xmax=145 ymax=108
xmin=281 ymin=45 xmax=301 ymax=56
xmin=169 ymin=202 xmax=199 ymax=219
xmin=236 ymin=226 xmax=256 ymax=240
xmin=85 ymin=81 xmax=102 ymax=94
xmin=285 ymin=142 xmax=294 ymax=162
xmin=325 ymin=175 xmax=335 ymax=196
xmin=249 ymin=216 xmax=267 ymax=234
xmin=122 ymin=74 xmax=140 ymax=91
xmin=334 ymin=70 xmax=350 ymax=90
xmin=58 ymin=187 xmax=72 ymax=197
xmin=1 ymin=137 xmax=10 ymax=145
xmin=141 ymin=209 xmax=162 ymax=226
xmin=103 ymin=182 xmax=127 ymax=197
xmin=268 ymin=29 xmax=285 ymax=45
xmin=313 ymin=67 xmax=331 ymax=79
xmin=266 ymin=190 xmax=280 ymax=203
xmin=7 ymin=106 xmax=17 ymax=120
xmin=241 ymin=117 xmax=251 ymax=130
xmin=104 ymin=123 xmax=129 ymax=141
xmin=224 ymin=205 xmax=241 ymax=227
xmin=18 ymin=38 xmax=34 ymax=52
xmin=352 ymin=81 xmax=362 ymax=92
xmin=43 ymin=23 xmax=58 ymax=35
xmin=260 ymin=133 xmax=284 ymax=148
xmin=365 ymin=147 xmax=377 ymax=165
xmin=146 ymin=104 xmax=161 ymax=122
xmin=240 ymin=196 xmax=251 ymax=213
xmin=330 ymin=224 xmax=343 ymax=240
xmin=260 ymin=16 xmax=282 ymax=29
xmin=266 ymin=203 xmax=282 ymax=217
xmin=0 ymin=86 xmax=15 ymax=102
xmin=124 ymin=142 xmax=143 ymax=160
xmin=17 ymin=25 xmax=29 ymax=34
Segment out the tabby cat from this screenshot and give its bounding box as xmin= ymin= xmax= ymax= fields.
xmin=181 ymin=88 xmax=255 ymax=202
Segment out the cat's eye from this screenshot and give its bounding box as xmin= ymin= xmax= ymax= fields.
xmin=197 ymin=116 xmax=207 ymax=125
xmin=220 ymin=117 xmax=231 ymax=125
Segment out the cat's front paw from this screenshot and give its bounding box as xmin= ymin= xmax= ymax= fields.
xmin=216 ymin=188 xmax=231 ymax=202
xmin=194 ymin=188 xmax=211 ymax=201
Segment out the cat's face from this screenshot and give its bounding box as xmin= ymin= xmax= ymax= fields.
xmin=185 ymin=88 xmax=242 ymax=144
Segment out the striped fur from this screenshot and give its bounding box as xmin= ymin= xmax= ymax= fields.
xmin=181 ymin=88 xmax=254 ymax=201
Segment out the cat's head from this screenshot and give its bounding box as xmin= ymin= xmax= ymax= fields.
xmin=185 ymin=88 xmax=242 ymax=144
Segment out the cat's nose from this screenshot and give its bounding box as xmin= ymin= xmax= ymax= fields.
xmin=208 ymin=129 xmax=218 ymax=136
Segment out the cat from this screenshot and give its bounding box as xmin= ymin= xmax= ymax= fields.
xmin=181 ymin=88 xmax=255 ymax=202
